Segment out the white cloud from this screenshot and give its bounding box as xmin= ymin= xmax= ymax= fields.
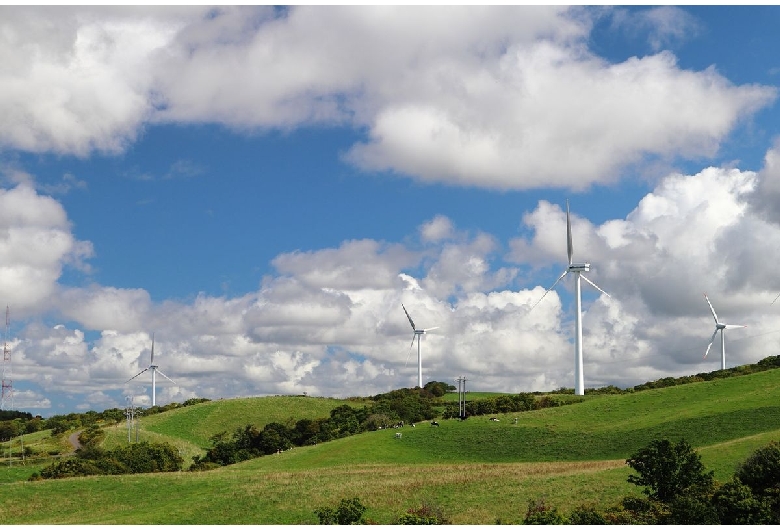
xmin=0 ymin=7 xmax=773 ymax=190
xmin=0 ymin=183 xmax=93 ymax=312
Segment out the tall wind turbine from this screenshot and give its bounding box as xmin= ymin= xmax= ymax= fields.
xmin=402 ymin=304 xmax=439 ymax=388
xmin=529 ymin=200 xmax=610 ymax=396
xmin=703 ymin=294 xmax=746 ymax=371
xmin=126 ymin=334 xmax=176 ymax=407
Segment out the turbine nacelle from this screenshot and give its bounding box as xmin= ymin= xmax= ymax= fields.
xmin=568 ymin=263 xmax=590 ymax=272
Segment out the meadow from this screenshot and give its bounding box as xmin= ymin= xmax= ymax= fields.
xmin=1 ymin=369 xmax=779 ymax=524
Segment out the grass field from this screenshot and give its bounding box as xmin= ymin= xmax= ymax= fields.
xmin=1 ymin=370 xmax=779 ymax=523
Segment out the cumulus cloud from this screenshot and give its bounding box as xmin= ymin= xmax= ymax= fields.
xmin=0 ymin=183 xmax=93 ymax=312
xmin=9 ymin=145 xmax=780 ymax=411
xmin=0 ymin=6 xmax=774 ymax=190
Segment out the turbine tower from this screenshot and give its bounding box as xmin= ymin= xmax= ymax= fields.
xmin=529 ymin=200 xmax=610 ymax=396
xmin=402 ymin=304 xmax=439 ymax=388
xmin=126 ymin=334 xmax=176 ymax=407
xmin=703 ymin=294 xmax=746 ymax=371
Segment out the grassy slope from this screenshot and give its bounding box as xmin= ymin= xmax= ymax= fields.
xmin=98 ymin=395 xmax=360 ymax=462
xmin=1 ymin=370 xmax=779 ymax=524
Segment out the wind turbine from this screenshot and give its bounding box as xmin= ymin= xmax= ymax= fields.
xmin=703 ymin=294 xmax=746 ymax=371
xmin=528 ymin=200 xmax=610 ymax=396
xmin=402 ymin=304 xmax=439 ymax=388
xmin=126 ymin=334 xmax=176 ymax=407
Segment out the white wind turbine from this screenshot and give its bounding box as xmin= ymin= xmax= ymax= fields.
xmin=529 ymin=200 xmax=611 ymax=396
xmin=126 ymin=334 xmax=176 ymax=407
xmin=402 ymin=304 xmax=439 ymax=389
xmin=703 ymin=294 xmax=746 ymax=371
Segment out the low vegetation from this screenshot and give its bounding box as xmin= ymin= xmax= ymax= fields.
xmin=0 ymin=360 xmax=779 ymax=523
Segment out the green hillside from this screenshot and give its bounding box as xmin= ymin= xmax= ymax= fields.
xmin=1 ymin=369 xmax=779 ymax=524
xmin=99 ymin=395 xmax=362 ymax=461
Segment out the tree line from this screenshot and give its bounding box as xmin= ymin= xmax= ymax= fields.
xmin=0 ymin=397 xmax=211 ymax=442
xmin=192 ymin=387 xmax=443 ymax=469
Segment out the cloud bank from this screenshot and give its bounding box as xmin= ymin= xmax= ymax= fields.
xmin=0 ymin=6 xmax=775 ymax=189
xmin=6 ymin=143 xmax=780 ymax=410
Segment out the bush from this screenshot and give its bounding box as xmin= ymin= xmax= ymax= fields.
xmin=603 ymin=495 xmax=664 ymax=524
xmin=567 ymin=504 xmax=607 ymax=524
xmin=524 ymin=499 xmax=566 ymax=524
xmin=314 ymin=497 xmax=367 ymax=525
xmin=663 ymin=494 xmax=718 ymax=524
xmin=37 ymin=441 xmax=182 ymax=479
xmin=397 ymin=501 xmax=450 ymax=525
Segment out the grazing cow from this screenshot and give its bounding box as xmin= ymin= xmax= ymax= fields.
xmin=395 ymin=432 xmax=402 ymax=439
xmin=431 ymin=421 xmax=439 ymax=427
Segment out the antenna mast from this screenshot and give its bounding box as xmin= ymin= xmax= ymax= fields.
xmin=1 ymin=307 xmax=13 ymax=410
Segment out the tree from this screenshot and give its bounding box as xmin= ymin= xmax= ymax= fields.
xmin=712 ymin=478 xmax=774 ymax=524
xmin=626 ymin=438 xmax=714 ymax=503
xmin=735 ymin=440 xmax=780 ymax=498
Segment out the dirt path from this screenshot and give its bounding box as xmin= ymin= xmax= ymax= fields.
xmin=68 ymin=430 xmax=83 ymax=452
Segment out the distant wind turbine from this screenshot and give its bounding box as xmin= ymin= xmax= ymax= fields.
xmin=528 ymin=200 xmax=611 ymax=396
xmin=402 ymin=304 xmax=439 ymax=388
xmin=126 ymin=334 xmax=176 ymax=407
xmin=703 ymin=294 xmax=746 ymax=371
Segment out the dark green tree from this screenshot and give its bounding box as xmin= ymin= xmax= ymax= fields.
xmin=626 ymin=439 xmax=714 ymax=503
xmin=713 ymin=478 xmax=774 ymax=524
xmin=735 ymin=440 xmax=780 ymax=498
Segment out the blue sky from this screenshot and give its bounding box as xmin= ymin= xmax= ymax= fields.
xmin=3 ymin=6 xmax=780 ymax=415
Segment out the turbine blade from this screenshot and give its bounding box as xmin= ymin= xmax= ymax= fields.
xmin=566 ymin=199 xmax=573 ymax=266
xmin=703 ymin=328 xmax=718 ymax=359
xmin=422 ymin=326 xmax=440 ymax=332
xmin=581 ymin=275 xmax=611 ymax=298
xmin=704 ymin=293 xmax=719 ymax=324
xmin=405 ymin=337 xmax=416 ymax=367
xmin=126 ymin=367 xmax=149 ymax=383
xmin=402 ymin=304 xmax=416 ymax=331
xmin=724 ymin=324 xmax=747 ymax=329
xmin=528 ymin=269 xmax=568 ymax=312
xmin=156 ymin=369 xmax=176 ymax=385
xmin=410 ymin=333 xmax=416 ymax=349
xmin=772 ymin=292 xmax=780 ymax=305
xmin=150 ymin=333 xmax=155 ymax=364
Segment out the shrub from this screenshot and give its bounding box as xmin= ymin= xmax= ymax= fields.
xmin=314 ymin=497 xmax=367 ymax=525
xmin=567 ymin=504 xmax=607 ymax=524
xmin=397 ymin=501 xmax=450 ymax=525
xmin=524 ymin=499 xmax=566 ymax=524
xmin=662 ymin=495 xmax=718 ymax=524
xmin=603 ymin=495 xmax=664 ymax=525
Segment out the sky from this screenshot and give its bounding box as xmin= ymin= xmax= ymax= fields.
xmin=3 ymin=5 xmax=780 ymax=415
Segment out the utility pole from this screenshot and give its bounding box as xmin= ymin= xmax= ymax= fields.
xmin=1 ymin=307 xmax=13 ymax=411
xmin=456 ymin=376 xmax=467 ymax=419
